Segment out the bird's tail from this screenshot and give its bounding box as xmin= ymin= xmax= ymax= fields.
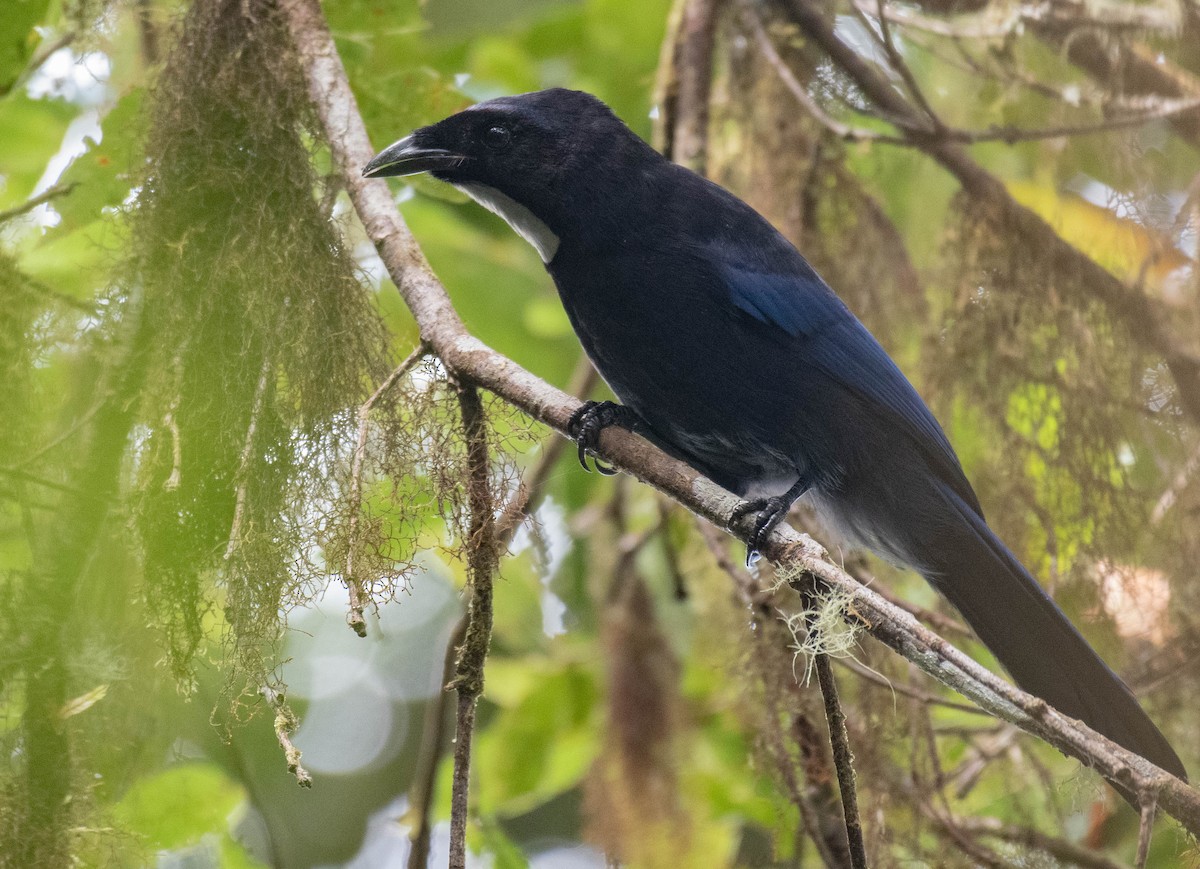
xmin=911 ymin=481 xmax=1186 ymax=781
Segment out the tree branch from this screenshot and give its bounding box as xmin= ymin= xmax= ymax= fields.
xmin=406 ymin=616 xmax=466 ymax=869
xmin=809 ymin=634 xmax=869 ymax=867
xmin=281 ymin=0 xmax=1200 ymax=836
xmin=670 ymin=0 xmax=721 ymax=171
xmin=445 ymin=384 xmax=498 ymax=869
xmin=773 ymin=0 xmax=1200 ymax=426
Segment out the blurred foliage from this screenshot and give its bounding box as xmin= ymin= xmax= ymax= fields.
xmin=0 ymin=0 xmax=1197 ymax=866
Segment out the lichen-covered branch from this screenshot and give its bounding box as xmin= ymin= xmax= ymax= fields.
xmin=446 ymin=384 xmax=498 ymax=868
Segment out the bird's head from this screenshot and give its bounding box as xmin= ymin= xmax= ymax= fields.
xmin=363 ymin=88 xmax=658 ymax=261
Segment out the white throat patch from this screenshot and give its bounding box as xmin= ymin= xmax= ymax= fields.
xmin=455 ymin=183 xmax=560 ymax=264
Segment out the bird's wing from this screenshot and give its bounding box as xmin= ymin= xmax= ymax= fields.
xmin=720 ymin=258 xmax=983 ymax=517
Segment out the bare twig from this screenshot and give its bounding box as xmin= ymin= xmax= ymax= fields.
xmin=1151 ymin=435 xmax=1200 ymax=524
xmin=1037 ymin=24 xmax=1200 ymax=149
xmin=343 ymin=342 xmax=428 ymax=635
xmin=2 ymin=31 xmax=79 ymax=99
xmin=946 ymin=724 xmax=1020 ymax=798
xmin=406 ymin=616 xmax=466 ymax=869
xmin=834 ymin=655 xmax=988 ymax=715
xmin=922 ymin=798 xmax=1021 ymax=868
xmin=0 ymin=184 xmax=77 ymax=225
xmin=282 ymin=0 xmax=1200 ymax=833
xmin=447 ymin=384 xmax=498 ymax=869
xmin=708 ymin=545 xmax=853 ymax=866
xmin=860 ymin=0 xmax=1183 ymax=42
xmin=741 ymin=3 xmax=903 ymax=144
xmin=1134 ymin=798 xmax=1157 ymax=869
xmin=833 ymin=554 xmax=970 ymax=637
xmin=868 ymin=0 xmax=942 ymax=131
xmin=493 ymin=354 xmax=597 ymax=544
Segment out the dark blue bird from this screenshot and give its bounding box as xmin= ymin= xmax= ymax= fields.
xmin=363 ymin=88 xmax=1186 ymax=781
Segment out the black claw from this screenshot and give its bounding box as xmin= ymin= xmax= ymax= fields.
xmin=731 ymin=496 xmax=792 ymax=566
xmin=568 ymin=400 xmax=636 ymax=475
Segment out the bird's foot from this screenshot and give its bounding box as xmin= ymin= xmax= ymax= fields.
xmin=730 ymin=495 xmax=794 ymax=566
xmin=567 ymin=401 xmax=638 ymax=475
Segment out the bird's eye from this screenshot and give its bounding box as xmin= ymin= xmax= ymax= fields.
xmin=483 ymin=125 xmax=511 ymax=149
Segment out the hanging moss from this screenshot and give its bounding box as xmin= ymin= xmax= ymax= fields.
xmin=930 ymin=195 xmax=1154 ymax=583
xmin=129 ymin=0 xmax=392 ymax=694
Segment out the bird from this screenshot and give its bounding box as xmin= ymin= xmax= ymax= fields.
xmin=363 ymin=88 xmax=1187 ymax=782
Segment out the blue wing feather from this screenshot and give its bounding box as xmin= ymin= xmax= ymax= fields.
xmin=721 ymin=259 xmax=982 ymax=517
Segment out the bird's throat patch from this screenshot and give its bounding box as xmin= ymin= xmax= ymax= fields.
xmin=455 ymin=183 xmax=560 ymax=263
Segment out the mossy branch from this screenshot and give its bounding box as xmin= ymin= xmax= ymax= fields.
xmin=446 ymin=384 xmax=497 ymax=868
xmin=280 ymin=0 xmax=1200 ymax=837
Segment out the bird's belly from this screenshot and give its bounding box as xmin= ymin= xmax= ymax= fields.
xmin=656 ymin=426 xmax=804 ymax=498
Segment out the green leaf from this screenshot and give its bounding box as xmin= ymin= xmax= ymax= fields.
xmin=474 ymin=664 xmax=599 ymax=815
xmin=0 ymin=0 xmax=51 ymax=94
xmin=48 ymin=89 xmax=143 ymax=236
xmin=0 ymin=92 xmax=75 ymax=210
xmin=112 ymin=763 xmax=247 ymax=851
xmin=19 ymin=216 xmax=120 ymax=299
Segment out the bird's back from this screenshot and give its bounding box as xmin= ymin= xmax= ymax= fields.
xmin=547 ymin=162 xmax=977 ymax=515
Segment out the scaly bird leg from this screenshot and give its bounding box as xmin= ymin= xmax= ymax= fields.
xmin=730 ymin=476 xmax=811 ymax=565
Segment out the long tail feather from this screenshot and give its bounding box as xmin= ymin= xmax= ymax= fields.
xmin=916 ymin=482 xmax=1186 ymax=781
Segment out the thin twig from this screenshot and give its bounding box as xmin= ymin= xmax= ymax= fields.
xmin=834 ymin=655 xmax=989 ymax=715
xmin=859 ymin=0 xmax=1182 ymax=42
xmin=411 ymin=358 xmax=591 ymax=862
xmin=0 ymin=184 xmax=77 ymax=225
xmin=947 ymin=724 xmax=1020 ymax=798
xmin=2 ymin=31 xmax=78 ymax=99
xmin=777 ymin=0 xmax=1200 ymax=426
xmin=0 ymin=467 xmax=82 ymax=495
xmin=699 ymin=522 xmax=854 ymax=867
xmin=447 ymin=384 xmax=498 ymax=869
xmin=1134 ymin=797 xmax=1157 ymax=869
xmin=343 ymin=342 xmax=428 ymax=635
xmin=406 ymin=616 xmax=466 ymax=869
xmin=835 ymin=555 xmax=970 ymax=637
xmin=493 ymin=354 xmax=597 ymax=544
xmin=741 ymin=2 xmax=905 ymax=144
xmin=657 ymin=500 xmax=690 ymax=600
xmin=939 ymin=98 xmax=1200 ymax=144
xmin=804 ymin=588 xmax=869 ymax=869
xmin=869 ymin=0 xmax=942 ymax=131
xmin=922 ymin=799 xmax=1015 ymax=868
